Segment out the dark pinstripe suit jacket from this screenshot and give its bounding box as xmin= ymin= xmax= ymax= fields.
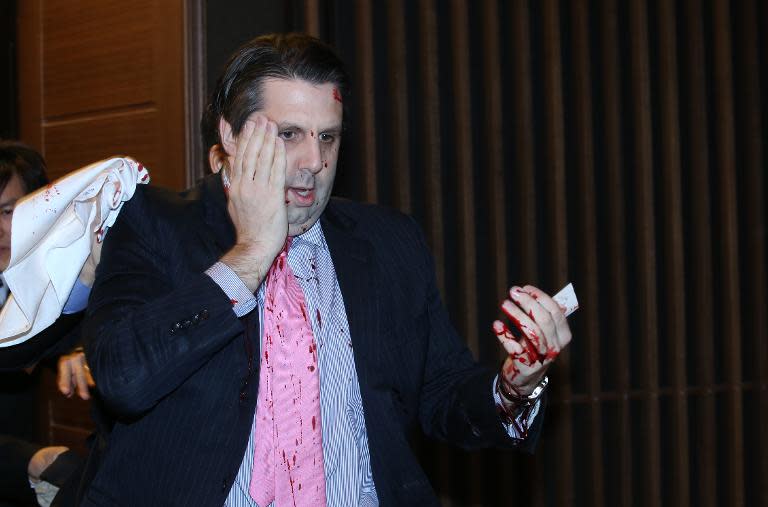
xmin=81 ymin=174 xmax=542 ymax=506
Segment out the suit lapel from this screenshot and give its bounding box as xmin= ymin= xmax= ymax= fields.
xmin=320 ymin=201 xmax=379 ymax=368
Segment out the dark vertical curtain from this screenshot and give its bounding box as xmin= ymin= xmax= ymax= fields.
xmin=246 ymin=0 xmax=767 ymax=504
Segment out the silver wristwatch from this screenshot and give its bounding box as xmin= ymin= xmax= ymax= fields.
xmin=497 ymin=375 xmax=549 ymax=408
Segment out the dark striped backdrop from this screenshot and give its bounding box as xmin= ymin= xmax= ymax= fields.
xmin=205 ymin=1 xmax=767 ymax=505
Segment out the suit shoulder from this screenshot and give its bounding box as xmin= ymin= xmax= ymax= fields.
xmin=119 ymin=181 xmax=203 ymax=226
xmin=106 ymin=181 xmax=206 ymax=254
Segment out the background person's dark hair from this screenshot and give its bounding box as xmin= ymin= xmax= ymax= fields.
xmin=0 ymin=140 xmax=48 ymax=196
xmin=201 ymin=32 xmax=351 ymax=154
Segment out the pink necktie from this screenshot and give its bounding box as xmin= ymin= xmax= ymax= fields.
xmin=249 ymin=239 xmax=327 ymax=506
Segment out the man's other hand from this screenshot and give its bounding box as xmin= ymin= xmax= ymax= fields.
xmin=493 ymin=285 xmax=572 ymax=396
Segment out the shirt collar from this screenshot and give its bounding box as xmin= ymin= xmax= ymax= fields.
xmin=293 ymin=219 xmax=328 ymax=251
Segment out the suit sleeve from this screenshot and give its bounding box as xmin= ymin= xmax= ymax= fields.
xmin=406 ymin=217 xmax=545 ymax=453
xmin=82 ymin=193 xmax=245 ymax=418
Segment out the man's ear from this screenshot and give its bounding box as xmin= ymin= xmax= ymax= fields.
xmin=219 ymin=117 xmax=237 ymax=159
xmin=208 ymin=144 xmax=227 ymax=174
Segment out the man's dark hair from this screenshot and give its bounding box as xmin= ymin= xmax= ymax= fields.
xmin=201 ymin=33 xmax=350 ymax=152
xmin=0 ymin=140 xmax=49 ymax=196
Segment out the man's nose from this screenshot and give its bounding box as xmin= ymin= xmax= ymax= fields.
xmin=297 ymin=138 xmax=323 ymax=174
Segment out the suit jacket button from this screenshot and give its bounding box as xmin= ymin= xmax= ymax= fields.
xmin=200 ymin=309 xmax=209 ymax=320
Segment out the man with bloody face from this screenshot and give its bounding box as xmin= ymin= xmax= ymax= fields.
xmin=81 ymin=33 xmax=572 ymax=506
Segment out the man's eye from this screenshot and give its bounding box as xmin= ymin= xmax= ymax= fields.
xmin=319 ymin=133 xmax=336 ymax=143
xmin=1 ymin=208 xmax=14 ymax=217
xmin=279 ymin=130 xmax=296 ymax=140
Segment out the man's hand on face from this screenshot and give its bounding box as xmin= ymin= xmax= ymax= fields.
xmin=493 ymin=285 xmax=572 ymax=397
xmin=220 ymin=115 xmax=288 ymax=292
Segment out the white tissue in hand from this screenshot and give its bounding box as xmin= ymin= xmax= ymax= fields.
xmin=553 ymin=283 xmax=578 ymax=317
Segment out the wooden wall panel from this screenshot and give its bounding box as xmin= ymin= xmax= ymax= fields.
xmin=16 ymin=0 xmax=43 ymax=152
xmin=43 ymin=110 xmax=162 ymax=182
xmin=19 ymin=0 xmax=186 ymax=190
xmin=41 ymin=0 xmax=154 ymax=118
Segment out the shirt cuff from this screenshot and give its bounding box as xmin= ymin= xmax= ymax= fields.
xmin=205 ymin=262 xmax=257 ymax=317
xmin=492 ymin=374 xmax=541 ymax=441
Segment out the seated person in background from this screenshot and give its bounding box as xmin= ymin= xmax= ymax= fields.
xmin=81 ymin=33 xmax=572 ymax=506
xmin=0 ymin=141 xmax=91 ymax=507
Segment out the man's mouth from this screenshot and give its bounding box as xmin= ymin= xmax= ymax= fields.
xmin=287 ymin=187 xmax=315 ymax=206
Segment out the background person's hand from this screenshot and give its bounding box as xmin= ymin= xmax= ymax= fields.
xmin=27 ymin=446 xmax=68 ymax=480
xmin=78 ymin=238 xmax=102 ymax=288
xmin=57 ymin=349 xmax=95 ymax=400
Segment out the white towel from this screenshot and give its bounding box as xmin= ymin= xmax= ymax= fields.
xmin=0 ymin=157 xmax=150 ymax=347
